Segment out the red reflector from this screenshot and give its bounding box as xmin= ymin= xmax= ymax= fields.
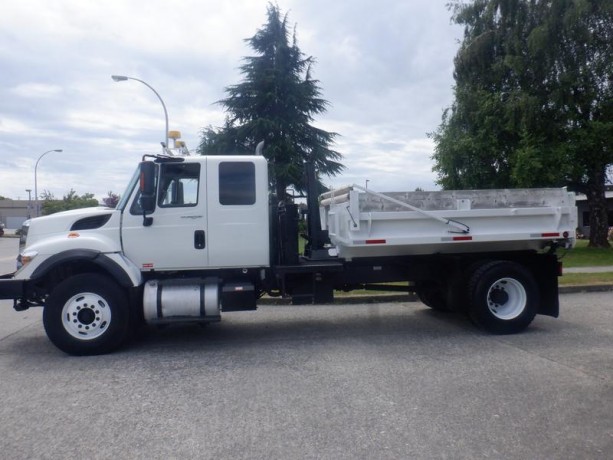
xmin=542 ymin=232 xmax=560 ymax=237
xmin=365 ymin=239 xmax=386 ymax=244
xmin=453 ymin=236 xmax=473 ymax=241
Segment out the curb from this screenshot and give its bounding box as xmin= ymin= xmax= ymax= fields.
xmin=559 ymin=284 xmax=613 ymax=294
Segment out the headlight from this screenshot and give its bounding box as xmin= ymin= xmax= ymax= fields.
xmin=18 ymin=250 xmax=38 ymax=269
xmin=19 ymin=219 xmax=30 ymax=247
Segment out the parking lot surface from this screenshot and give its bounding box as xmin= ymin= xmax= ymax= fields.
xmin=1 ymin=237 xmax=612 ymax=459
xmin=0 ymin=291 xmax=611 ymax=459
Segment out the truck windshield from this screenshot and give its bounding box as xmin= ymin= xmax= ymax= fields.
xmin=116 ymin=167 xmax=140 ymax=211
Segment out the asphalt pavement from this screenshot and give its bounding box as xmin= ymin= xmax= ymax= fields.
xmin=1 ymin=294 xmax=612 ymax=459
xmin=1 ymin=235 xmax=613 ymax=459
xmin=1 ymin=234 xmax=612 ymax=459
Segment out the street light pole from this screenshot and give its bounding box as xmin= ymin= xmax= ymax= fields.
xmin=34 ymin=149 xmax=63 ymax=217
xmin=111 ymin=75 xmax=169 ymax=148
xmin=25 ymin=189 xmax=32 ymax=219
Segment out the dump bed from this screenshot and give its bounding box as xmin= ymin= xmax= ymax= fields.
xmin=319 ymin=186 xmax=577 ymax=260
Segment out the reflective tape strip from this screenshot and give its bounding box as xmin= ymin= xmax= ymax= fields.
xmin=442 ymin=236 xmax=473 ymax=242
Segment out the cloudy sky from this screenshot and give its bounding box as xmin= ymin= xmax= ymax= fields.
xmin=0 ymin=0 xmax=463 ymax=202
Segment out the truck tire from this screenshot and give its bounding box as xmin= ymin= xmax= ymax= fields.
xmin=447 ymin=260 xmax=492 ymax=314
xmin=416 ymin=281 xmax=449 ymax=311
xmin=467 ymin=261 xmax=538 ymax=334
xmin=43 ymin=274 xmax=131 ymax=355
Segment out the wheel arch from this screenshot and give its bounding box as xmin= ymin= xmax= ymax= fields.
xmin=30 ymin=250 xmax=136 ymax=293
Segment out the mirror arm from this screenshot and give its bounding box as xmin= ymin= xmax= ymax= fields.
xmin=142 ymin=213 xmax=153 ymax=227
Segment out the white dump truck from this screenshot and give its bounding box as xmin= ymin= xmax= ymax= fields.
xmin=0 ymin=149 xmax=577 ymax=355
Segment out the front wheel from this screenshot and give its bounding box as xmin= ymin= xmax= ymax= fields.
xmin=467 ymin=261 xmax=538 ymax=334
xmin=43 ymin=274 xmax=131 ymax=355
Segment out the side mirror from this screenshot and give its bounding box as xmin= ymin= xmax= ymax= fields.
xmin=139 ymin=161 xmax=156 ymax=226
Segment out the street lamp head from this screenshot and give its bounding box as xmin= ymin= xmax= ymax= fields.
xmin=110 ymin=74 xmax=169 ymax=149
xmin=54 ymin=149 xmax=63 ymax=153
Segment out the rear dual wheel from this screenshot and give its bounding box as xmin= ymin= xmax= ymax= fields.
xmin=467 ymin=261 xmax=538 ymax=334
xmin=415 ymin=281 xmax=449 ymax=311
xmin=416 ymin=273 xmax=467 ymax=313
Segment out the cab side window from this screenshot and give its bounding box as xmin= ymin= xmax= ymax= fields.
xmin=158 ymin=163 xmax=200 ymax=207
xmin=219 ymin=161 xmax=255 ymax=205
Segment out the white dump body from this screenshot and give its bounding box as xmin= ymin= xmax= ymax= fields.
xmin=319 ymin=186 xmax=577 ymax=260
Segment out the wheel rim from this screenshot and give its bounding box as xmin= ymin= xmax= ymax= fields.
xmin=61 ymin=292 xmax=112 ymax=340
xmin=486 ymin=277 xmax=526 ymax=320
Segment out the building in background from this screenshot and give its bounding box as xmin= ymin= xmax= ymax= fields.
xmin=0 ymin=199 xmax=30 ymax=229
xmin=575 ymin=186 xmax=613 ymax=238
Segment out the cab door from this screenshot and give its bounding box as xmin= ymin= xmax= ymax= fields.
xmin=121 ymin=161 xmax=209 ymax=271
xmin=206 ymin=157 xmax=269 ymax=268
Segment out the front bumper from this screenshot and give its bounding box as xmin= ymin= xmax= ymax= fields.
xmin=0 ymin=274 xmax=26 ymax=300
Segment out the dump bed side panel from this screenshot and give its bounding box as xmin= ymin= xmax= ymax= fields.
xmin=320 ymin=187 xmax=577 ymax=259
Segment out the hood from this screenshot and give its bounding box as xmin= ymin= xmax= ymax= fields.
xmin=28 ymin=207 xmax=116 ymax=239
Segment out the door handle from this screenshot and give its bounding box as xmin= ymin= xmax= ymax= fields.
xmin=194 ymin=230 xmax=205 ymax=249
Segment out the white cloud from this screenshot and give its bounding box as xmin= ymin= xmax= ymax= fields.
xmin=10 ymin=83 xmax=63 ymax=99
xmin=0 ymin=0 xmax=461 ymax=202
xmin=0 ymin=116 xmax=57 ymax=138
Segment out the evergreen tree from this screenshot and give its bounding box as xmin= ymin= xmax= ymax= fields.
xmin=431 ymin=0 xmax=612 ymax=247
xmin=198 ymin=3 xmax=343 ymax=201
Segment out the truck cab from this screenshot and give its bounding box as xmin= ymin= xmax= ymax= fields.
xmin=120 ymin=155 xmax=269 ymax=271
xmin=1 ymin=154 xmax=273 ymax=355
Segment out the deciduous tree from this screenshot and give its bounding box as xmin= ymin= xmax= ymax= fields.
xmin=41 ymin=189 xmax=99 ymax=215
xmin=432 ymin=0 xmax=612 ymax=247
xmin=102 ymin=191 xmax=120 ymax=209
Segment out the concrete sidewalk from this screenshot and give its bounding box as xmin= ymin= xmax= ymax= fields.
xmin=564 ymin=265 xmax=613 ymax=273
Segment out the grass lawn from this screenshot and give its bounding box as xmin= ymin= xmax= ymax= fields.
xmin=559 ymin=272 xmax=613 ymax=286
xmin=559 ymin=239 xmax=613 ymax=285
xmin=561 ymin=239 xmax=613 ymax=267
